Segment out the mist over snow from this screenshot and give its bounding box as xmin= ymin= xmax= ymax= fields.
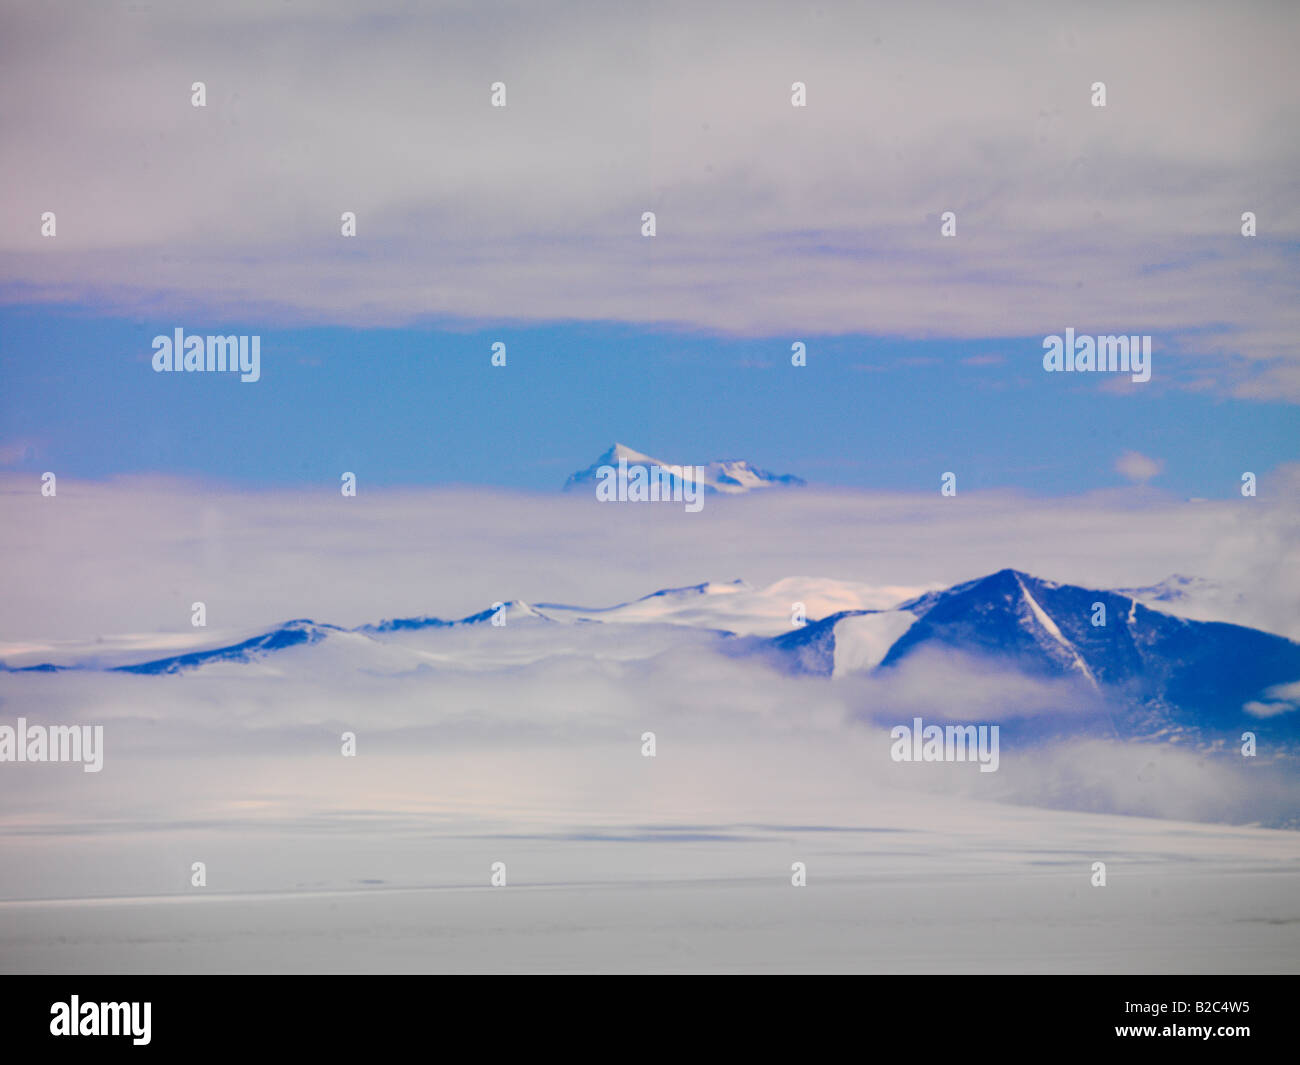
xmin=1 ymin=475 xmax=1297 ymax=854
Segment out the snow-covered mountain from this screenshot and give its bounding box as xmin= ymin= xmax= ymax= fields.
xmin=765 ymin=568 xmax=1300 ymax=742
xmin=2 ymin=577 xmax=919 ymax=673
xmin=6 ymin=568 xmax=1298 ymax=746
xmin=563 ymin=443 xmax=805 ymax=494
xmin=535 ymin=576 xmax=927 ymax=634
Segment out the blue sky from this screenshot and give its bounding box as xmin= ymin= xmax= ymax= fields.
xmin=1 ymin=304 xmax=1294 ymax=496
xmin=1 ymin=1 xmax=1297 ymax=497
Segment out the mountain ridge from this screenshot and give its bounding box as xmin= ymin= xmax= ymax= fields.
xmin=5 ymin=569 xmax=1298 ymax=747
xmin=562 ymin=442 xmax=805 ymax=495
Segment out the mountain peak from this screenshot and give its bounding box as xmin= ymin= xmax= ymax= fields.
xmin=601 ymin=442 xmax=651 ymax=462
xmin=564 ymin=444 xmax=804 ymax=494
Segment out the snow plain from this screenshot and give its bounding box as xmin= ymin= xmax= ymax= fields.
xmin=1 ymin=480 xmax=1297 ymax=972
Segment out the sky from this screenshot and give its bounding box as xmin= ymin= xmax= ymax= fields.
xmin=0 ymin=0 xmax=1297 ymax=499
xmin=1 ymin=310 xmax=1296 ymax=496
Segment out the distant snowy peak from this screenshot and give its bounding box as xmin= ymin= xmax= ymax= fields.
xmin=563 ymin=443 xmax=804 ymax=494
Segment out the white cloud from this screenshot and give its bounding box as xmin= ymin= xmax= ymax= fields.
xmin=1 ymin=1 xmax=1297 ymax=395
xmin=1245 ymin=680 xmax=1300 ymax=718
xmin=1114 ymin=450 xmax=1164 ymax=483
xmin=1 ymin=473 xmax=1297 ymax=642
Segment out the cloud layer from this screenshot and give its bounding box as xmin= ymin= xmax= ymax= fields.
xmin=2 ymin=475 xmax=1297 ymax=642
xmin=1 ymin=1 xmax=1297 ymax=396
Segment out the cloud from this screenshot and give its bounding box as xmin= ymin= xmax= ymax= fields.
xmin=1244 ymin=700 xmax=1294 ymax=718
xmin=3 ymin=592 xmax=1297 ymax=843
xmin=1114 ymin=450 xmax=1164 ymax=483
xmin=1 ymin=472 xmax=1297 ymax=643
xmin=843 ymin=647 xmax=1110 ymax=723
xmin=0 ymin=1 xmax=1297 ymax=396
xmin=1245 ymin=680 xmax=1300 ymax=718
